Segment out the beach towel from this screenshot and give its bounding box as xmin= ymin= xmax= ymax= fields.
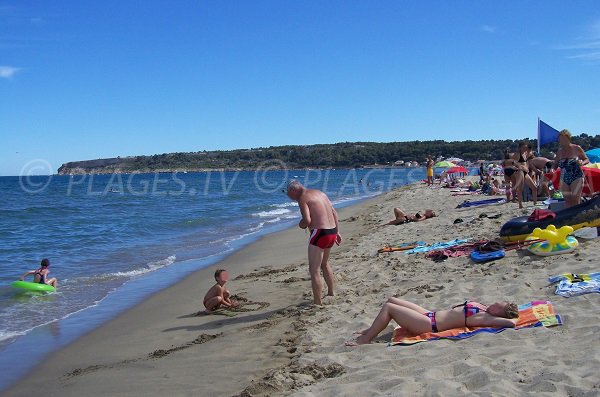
xmin=403 ymin=239 xmax=470 ymax=254
xmin=548 ymin=272 xmax=600 ymax=297
xmin=528 ymin=209 xmax=556 ymax=221
xmin=456 ymin=198 xmax=506 ymax=209
xmin=451 ymin=192 xmax=480 ymax=196
xmin=378 ymin=241 xmax=427 ymax=253
xmin=390 ymin=300 xmax=562 ymax=346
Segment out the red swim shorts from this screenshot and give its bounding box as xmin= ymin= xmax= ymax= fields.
xmin=309 ymin=227 xmax=338 ymax=249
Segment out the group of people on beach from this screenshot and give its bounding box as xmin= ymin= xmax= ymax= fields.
xmin=501 ymin=130 xmax=589 ymax=208
xmin=200 ymin=179 xmax=520 ymax=347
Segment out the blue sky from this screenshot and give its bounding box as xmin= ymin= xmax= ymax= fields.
xmin=1 ymin=1 xmax=599 ymax=176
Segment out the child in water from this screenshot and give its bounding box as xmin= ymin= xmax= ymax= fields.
xmin=20 ymin=258 xmax=58 ymax=289
xmin=200 ymin=269 xmax=239 ymax=314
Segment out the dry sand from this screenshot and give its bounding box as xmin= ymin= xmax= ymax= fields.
xmin=5 ymin=182 xmax=600 ymax=396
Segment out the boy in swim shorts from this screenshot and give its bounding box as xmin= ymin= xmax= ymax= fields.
xmin=200 ymin=269 xmax=239 ymax=314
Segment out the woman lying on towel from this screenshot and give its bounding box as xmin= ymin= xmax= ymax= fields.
xmin=347 ymin=297 xmax=518 ymax=345
xmin=383 ymin=208 xmax=436 ymax=225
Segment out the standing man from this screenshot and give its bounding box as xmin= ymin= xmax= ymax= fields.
xmin=426 ymin=156 xmax=434 ymax=186
xmin=286 ymin=180 xmax=342 ymax=305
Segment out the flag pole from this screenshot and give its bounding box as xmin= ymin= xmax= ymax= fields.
xmin=537 ymin=117 xmax=541 ymax=155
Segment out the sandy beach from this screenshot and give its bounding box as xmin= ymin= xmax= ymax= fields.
xmin=5 ymin=182 xmax=600 ymax=396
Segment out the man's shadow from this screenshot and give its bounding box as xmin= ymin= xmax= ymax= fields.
xmin=165 ymin=302 xmax=310 ymax=333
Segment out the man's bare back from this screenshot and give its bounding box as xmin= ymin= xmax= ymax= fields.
xmin=297 ymin=188 xmax=337 ymax=230
xmin=528 ymin=156 xmax=553 ymax=173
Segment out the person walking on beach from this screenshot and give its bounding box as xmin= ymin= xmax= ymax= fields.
xmin=479 ymin=162 xmax=486 ymax=183
xmin=200 ymin=269 xmax=239 ymax=314
xmin=426 ymin=156 xmax=434 ymax=186
xmin=20 ymin=258 xmax=58 ymax=288
xmin=286 ymin=180 xmax=341 ymax=305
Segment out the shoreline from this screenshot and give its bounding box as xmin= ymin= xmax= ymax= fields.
xmin=6 ymin=180 xmax=599 ymax=396
xmin=2 ymin=188 xmax=380 ymax=396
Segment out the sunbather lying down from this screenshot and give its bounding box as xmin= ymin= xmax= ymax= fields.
xmin=347 ymin=297 xmax=518 ymax=346
xmin=384 ymin=208 xmax=436 ymax=225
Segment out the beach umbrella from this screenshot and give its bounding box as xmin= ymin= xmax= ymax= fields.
xmin=447 ymin=166 xmax=469 ymax=174
xmin=446 ymin=157 xmax=463 ymax=164
xmin=434 ymin=161 xmax=455 ymax=168
xmin=584 ymin=163 xmax=600 ymax=169
xmin=585 ymin=148 xmax=600 ymax=163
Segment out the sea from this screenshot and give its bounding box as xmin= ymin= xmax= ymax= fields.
xmin=0 ymin=167 xmax=427 ymax=390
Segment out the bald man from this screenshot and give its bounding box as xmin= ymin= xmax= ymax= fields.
xmin=287 ymin=180 xmax=342 ymax=305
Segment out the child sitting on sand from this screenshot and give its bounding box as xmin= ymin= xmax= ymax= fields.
xmin=200 ymin=269 xmax=239 ymax=314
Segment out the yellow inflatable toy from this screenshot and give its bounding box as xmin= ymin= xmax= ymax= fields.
xmin=527 ymin=225 xmax=578 ymax=256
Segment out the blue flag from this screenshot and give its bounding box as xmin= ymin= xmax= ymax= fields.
xmin=538 ymin=119 xmax=560 ymax=147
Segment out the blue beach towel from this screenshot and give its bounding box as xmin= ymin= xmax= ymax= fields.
xmin=404 ymin=239 xmax=470 ymax=254
xmin=548 ymin=272 xmax=600 ymax=297
xmin=456 ymin=198 xmax=506 ymax=209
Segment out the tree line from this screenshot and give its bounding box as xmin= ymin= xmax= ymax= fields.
xmin=58 ymin=133 xmax=600 ymax=173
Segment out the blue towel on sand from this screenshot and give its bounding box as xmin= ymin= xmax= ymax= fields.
xmin=548 ymin=272 xmax=600 ymax=297
xmin=404 ymin=239 xmax=470 ymax=254
xmin=456 ymin=198 xmax=505 ymax=208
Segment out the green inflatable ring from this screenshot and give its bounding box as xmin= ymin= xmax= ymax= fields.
xmin=12 ymin=280 xmax=55 ymax=292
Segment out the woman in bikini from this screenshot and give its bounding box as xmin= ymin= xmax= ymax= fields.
xmin=512 ymin=142 xmax=538 ymax=207
xmin=348 ymin=297 xmax=518 ymax=345
xmin=384 ymin=208 xmax=436 ymax=225
xmin=553 ymin=129 xmax=589 ymax=207
xmin=501 ymin=149 xmax=523 ymax=207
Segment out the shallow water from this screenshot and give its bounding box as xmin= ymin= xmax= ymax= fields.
xmin=0 ymin=167 xmax=426 ymax=390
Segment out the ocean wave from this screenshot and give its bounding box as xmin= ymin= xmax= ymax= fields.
xmin=271 ymin=202 xmax=298 ymax=209
xmin=107 ymin=255 xmax=177 ymax=278
xmin=247 ymin=217 xmax=284 ymax=233
xmin=253 ymin=208 xmax=292 ymax=218
xmin=0 ymin=330 xmax=25 ymax=343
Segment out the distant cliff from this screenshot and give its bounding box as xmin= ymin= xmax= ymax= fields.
xmin=57 ymin=134 xmax=599 ymax=175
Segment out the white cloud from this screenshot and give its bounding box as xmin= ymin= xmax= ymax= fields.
xmin=558 ymin=18 xmax=600 ymax=63
xmin=567 ymin=52 xmax=600 ymax=60
xmin=0 ymin=66 xmax=20 ymax=79
xmin=481 ymin=25 xmax=496 ymax=33
xmin=556 ymin=40 xmax=600 ymax=50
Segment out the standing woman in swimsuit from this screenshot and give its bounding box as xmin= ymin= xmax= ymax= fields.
xmin=348 ymin=297 xmax=518 ymax=345
xmin=553 ymin=129 xmax=589 ymax=207
xmin=512 ymin=142 xmax=538 ymax=206
xmin=501 ymin=149 xmax=522 ymax=206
